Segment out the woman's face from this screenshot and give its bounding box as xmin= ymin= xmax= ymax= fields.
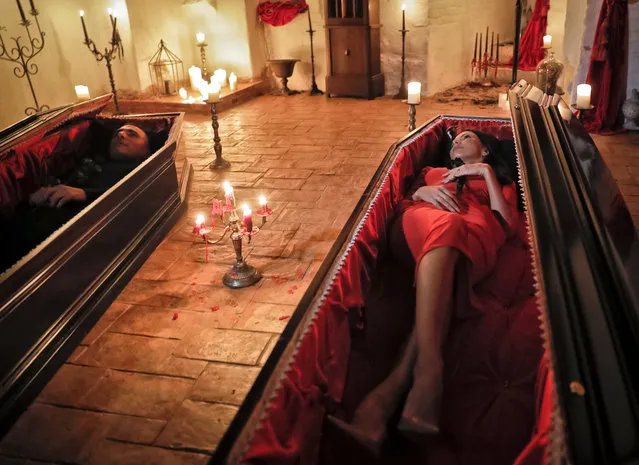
xmin=450 ymin=131 xmax=487 ymax=164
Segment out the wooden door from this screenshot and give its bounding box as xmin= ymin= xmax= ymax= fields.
xmin=329 ymin=27 xmax=368 ymax=76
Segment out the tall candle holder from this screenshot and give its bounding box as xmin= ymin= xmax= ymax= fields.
xmin=79 ymin=10 xmax=124 ymax=113
xmin=404 ymin=100 xmax=420 ymax=131
xmin=471 ymin=29 xmax=500 ymax=86
xmin=206 ymin=98 xmax=230 ymax=170
xmin=393 ymin=5 xmax=408 ymax=100
xmin=194 ymin=191 xmax=274 ymax=289
xmin=197 ymin=40 xmax=209 ymax=81
xmin=306 ymin=8 xmax=323 ymax=96
xmin=0 ymin=0 xmax=49 ymax=115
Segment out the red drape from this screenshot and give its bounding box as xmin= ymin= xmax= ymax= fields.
xmin=517 ymin=0 xmax=550 ymax=71
xmin=258 ymin=1 xmax=308 ymax=27
xmin=583 ymin=0 xmax=629 ymax=134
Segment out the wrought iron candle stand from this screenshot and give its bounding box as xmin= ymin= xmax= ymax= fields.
xmin=206 ymin=99 xmax=230 ymax=170
xmin=570 ymin=104 xmax=595 ymax=123
xmin=80 ymin=10 xmax=124 ymax=113
xmin=0 ymin=0 xmax=49 ymax=115
xmin=197 ymin=41 xmax=209 ymax=81
xmin=393 ymin=6 xmax=408 ymax=100
xmin=404 ymin=101 xmax=420 ymax=131
xmin=194 ymin=194 xmax=274 ymax=289
xmin=306 ymin=8 xmax=323 ymax=96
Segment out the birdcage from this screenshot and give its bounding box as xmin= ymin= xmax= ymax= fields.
xmin=148 ymin=39 xmax=185 ymax=96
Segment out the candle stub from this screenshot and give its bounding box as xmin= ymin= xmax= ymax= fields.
xmin=407 ymin=81 xmax=421 ymax=104
xmin=543 ymin=35 xmax=552 ymax=49
xmin=576 ymin=84 xmax=591 ymax=109
xmin=75 ymin=85 xmax=90 ymax=101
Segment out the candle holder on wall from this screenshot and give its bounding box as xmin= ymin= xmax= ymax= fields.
xmin=193 ymin=190 xmax=273 ymax=289
xmin=206 ymin=99 xmax=231 ymax=170
xmin=80 ymin=10 xmax=124 ymax=113
xmin=0 ymin=0 xmax=49 ymax=115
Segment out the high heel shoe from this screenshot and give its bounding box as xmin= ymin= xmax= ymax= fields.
xmin=326 ymin=415 xmax=386 ymax=456
xmin=398 ymin=374 xmax=443 ymax=436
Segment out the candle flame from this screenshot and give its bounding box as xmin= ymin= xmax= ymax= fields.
xmin=112 ymin=10 xmax=118 ymax=18
xmin=196 ymin=214 xmax=205 ymax=225
xmin=196 ymin=32 xmax=205 ymax=43
xmin=401 ymin=3 xmax=406 ymax=10
xmin=107 ymin=8 xmax=112 ymax=14
xmin=243 ymin=204 xmax=252 ymax=216
xmin=223 ymin=181 xmax=233 ymax=195
xmin=79 ymin=10 xmax=85 ymax=16
xmin=259 ymin=195 xmax=267 ymax=206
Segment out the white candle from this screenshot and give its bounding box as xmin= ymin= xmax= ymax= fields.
xmin=178 ymin=87 xmax=187 ymax=99
xmin=207 ymin=81 xmax=221 ymax=102
xmin=543 ymin=35 xmax=552 ymax=49
xmin=188 ymin=66 xmax=202 ymax=90
xmin=74 ymin=85 xmax=90 ymax=101
xmin=401 ymin=3 xmax=406 ymax=10
xmin=196 ymin=32 xmax=205 ymax=44
xmin=407 ymin=81 xmax=421 ymax=104
xmin=576 ymin=84 xmax=591 ymax=109
xmin=198 ymin=81 xmax=209 ymax=100
xmin=214 ymin=69 xmax=227 ymax=87
xmin=498 ymin=92 xmax=508 ymax=111
xmin=229 ymin=72 xmax=237 ymax=91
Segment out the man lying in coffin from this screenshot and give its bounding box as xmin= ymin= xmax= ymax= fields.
xmin=0 ymin=123 xmax=164 ymax=273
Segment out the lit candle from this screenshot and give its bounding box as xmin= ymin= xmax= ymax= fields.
xmin=223 ymin=181 xmax=235 ymax=208
xmin=498 ymin=92 xmax=508 ymax=111
xmin=543 ymin=35 xmax=552 ymax=49
xmin=111 ymin=11 xmax=118 ymax=45
xmin=178 ymin=87 xmax=187 ymax=99
xmin=107 ymin=7 xmax=114 ymax=26
xmin=193 ymin=214 xmax=209 ymax=263
xmin=188 ymin=66 xmax=202 ymax=90
xmin=207 ymin=81 xmax=221 ymax=102
xmin=214 ymin=69 xmax=227 ymax=87
xmin=479 ymin=33 xmax=483 ymax=60
xmin=257 ymin=195 xmax=272 ymax=215
xmin=229 ymin=72 xmax=237 ymax=91
xmin=198 ymin=81 xmax=209 ymax=100
xmin=196 ymin=32 xmax=205 ymax=44
xmin=576 ymin=84 xmax=591 ymax=109
xmin=401 ymin=4 xmax=406 ymax=31
xmin=16 ymin=0 xmax=27 ymax=23
xmin=195 ymin=214 xmax=205 ymax=231
xmin=485 ymin=26 xmax=489 ymax=56
xmin=407 ymin=81 xmax=421 ymax=104
xmin=242 ymin=204 xmax=253 ymax=233
xmin=490 ymin=31 xmax=494 ymax=58
xmin=74 ymin=85 xmax=90 ymax=101
xmin=79 ymin=10 xmax=89 ymax=43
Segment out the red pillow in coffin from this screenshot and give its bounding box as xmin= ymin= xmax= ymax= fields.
xmin=211 ymin=86 xmax=639 ymax=465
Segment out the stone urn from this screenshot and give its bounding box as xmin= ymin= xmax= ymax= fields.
xmin=622 ymin=88 xmax=639 ymax=130
xmin=268 ymin=59 xmax=300 ymax=96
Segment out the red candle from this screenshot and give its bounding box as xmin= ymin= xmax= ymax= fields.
xmin=257 ymin=195 xmax=271 ymax=215
xmin=243 ymin=204 xmax=253 ymax=234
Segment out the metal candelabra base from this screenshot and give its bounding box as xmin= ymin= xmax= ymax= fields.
xmin=223 ymin=257 xmax=262 ymax=289
xmin=404 ymin=100 xmax=420 ymax=131
xmin=310 ymin=81 xmax=324 ymax=96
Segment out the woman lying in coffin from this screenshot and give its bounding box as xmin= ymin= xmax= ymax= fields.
xmin=330 ymin=130 xmax=519 ymax=453
xmin=0 ymin=123 xmax=163 ymax=273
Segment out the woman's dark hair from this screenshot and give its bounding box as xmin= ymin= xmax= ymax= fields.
xmin=445 ymin=130 xmax=513 ymax=194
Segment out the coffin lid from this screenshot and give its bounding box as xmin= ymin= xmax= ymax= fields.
xmin=0 ymin=94 xmax=113 ymax=155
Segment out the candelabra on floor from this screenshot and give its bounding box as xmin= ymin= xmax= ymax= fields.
xmin=0 ymin=0 xmax=49 ymax=115
xmin=193 ymin=190 xmax=273 ymax=289
xmin=206 ymin=99 xmax=230 ymax=170
xmin=404 ymin=100 xmax=420 ymax=131
xmin=306 ymin=8 xmax=323 ymax=96
xmin=393 ymin=6 xmax=408 ymax=100
xmin=471 ymin=29 xmax=500 ymax=86
xmin=79 ymin=10 xmax=124 ymax=113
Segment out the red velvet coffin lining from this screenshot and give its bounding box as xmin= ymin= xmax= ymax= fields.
xmin=0 ymin=115 xmax=173 ymax=216
xmin=242 ymin=118 xmax=550 ymax=465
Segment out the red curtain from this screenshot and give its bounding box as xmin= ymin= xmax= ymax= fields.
xmin=258 ymin=1 xmax=309 ymax=26
xmin=517 ymin=0 xmax=550 ymax=71
xmin=583 ymin=0 xmax=629 ymax=134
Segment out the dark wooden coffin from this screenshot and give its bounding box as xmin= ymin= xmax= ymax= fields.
xmin=0 ymin=95 xmax=190 ymax=436
xmin=208 ymin=81 xmax=639 ymax=465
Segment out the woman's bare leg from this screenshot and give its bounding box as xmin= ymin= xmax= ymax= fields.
xmin=400 ymin=246 xmax=460 ymax=434
xmin=329 ymin=329 xmax=417 ymax=452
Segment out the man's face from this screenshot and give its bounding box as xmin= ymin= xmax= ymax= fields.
xmin=109 ymin=124 xmax=150 ymax=160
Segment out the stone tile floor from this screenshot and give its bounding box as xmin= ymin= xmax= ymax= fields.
xmin=0 ymin=94 xmax=637 ymax=465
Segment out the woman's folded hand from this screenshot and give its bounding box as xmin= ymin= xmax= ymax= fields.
xmin=412 ymin=186 xmax=462 ymax=213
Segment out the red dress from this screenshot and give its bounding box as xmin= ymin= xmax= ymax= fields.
xmin=402 ymin=167 xmax=519 ymax=284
